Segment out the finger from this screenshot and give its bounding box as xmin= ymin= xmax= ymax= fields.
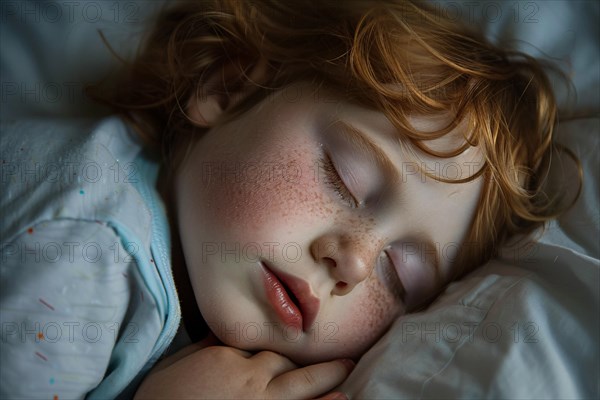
xmin=315 ymin=391 xmax=348 ymax=400
xmin=251 ymin=351 xmax=298 ymax=376
xmin=203 ymin=345 xmax=254 ymax=359
xmin=268 ymin=359 xmax=354 ymax=399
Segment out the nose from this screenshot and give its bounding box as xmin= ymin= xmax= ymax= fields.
xmin=310 ymin=233 xmax=381 ymax=296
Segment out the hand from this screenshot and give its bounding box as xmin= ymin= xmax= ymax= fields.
xmin=134 ymin=341 xmax=354 ymax=400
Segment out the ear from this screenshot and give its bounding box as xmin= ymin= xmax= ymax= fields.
xmin=186 ymin=57 xmax=268 ymax=127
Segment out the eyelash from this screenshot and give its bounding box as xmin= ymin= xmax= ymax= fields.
xmin=319 ymin=153 xmax=359 ymax=209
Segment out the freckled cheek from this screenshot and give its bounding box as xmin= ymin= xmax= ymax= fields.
xmin=202 ymin=157 xmax=333 ymax=234
xmin=337 ymin=276 xmax=404 ymax=358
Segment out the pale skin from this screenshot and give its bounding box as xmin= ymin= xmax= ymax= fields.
xmin=135 ymin=59 xmax=484 ymax=399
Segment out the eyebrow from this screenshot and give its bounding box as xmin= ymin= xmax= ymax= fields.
xmin=330 ymin=120 xmax=400 ymax=184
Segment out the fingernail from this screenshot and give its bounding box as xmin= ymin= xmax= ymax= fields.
xmin=340 ymin=359 xmax=355 ymax=371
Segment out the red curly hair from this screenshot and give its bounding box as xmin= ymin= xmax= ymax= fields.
xmin=90 ymin=0 xmax=579 ymax=281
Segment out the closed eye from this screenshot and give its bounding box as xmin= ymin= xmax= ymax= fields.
xmin=382 ymin=250 xmax=406 ymax=301
xmin=319 ymin=152 xmax=360 ymax=209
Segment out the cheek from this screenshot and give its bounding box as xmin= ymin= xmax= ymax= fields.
xmin=337 ymin=276 xmax=404 ymax=358
xmin=358 ymin=275 xmax=403 ymax=336
xmin=203 ymin=145 xmax=334 ymax=235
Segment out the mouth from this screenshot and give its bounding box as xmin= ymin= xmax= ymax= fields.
xmin=259 ymin=260 xmax=320 ymax=332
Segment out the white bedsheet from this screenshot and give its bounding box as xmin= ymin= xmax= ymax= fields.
xmin=2 ymin=1 xmax=598 ymax=398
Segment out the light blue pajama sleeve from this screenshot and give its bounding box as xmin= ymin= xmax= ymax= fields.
xmin=0 ymin=117 xmax=181 ymax=399
xmin=0 ymin=219 xmax=162 ymax=399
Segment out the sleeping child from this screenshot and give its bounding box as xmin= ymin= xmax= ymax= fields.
xmin=0 ymin=0 xmax=576 ymax=399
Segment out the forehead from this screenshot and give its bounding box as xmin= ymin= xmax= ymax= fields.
xmin=263 ymin=82 xmax=483 ymax=173
xmin=316 ymin=96 xmax=475 ymax=161
xmin=281 ymin=83 xmax=466 ymax=146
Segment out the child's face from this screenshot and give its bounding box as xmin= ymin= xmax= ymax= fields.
xmin=176 ymin=82 xmax=483 ymax=364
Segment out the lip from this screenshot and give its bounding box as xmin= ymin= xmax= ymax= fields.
xmin=259 ymin=260 xmax=320 ymax=332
